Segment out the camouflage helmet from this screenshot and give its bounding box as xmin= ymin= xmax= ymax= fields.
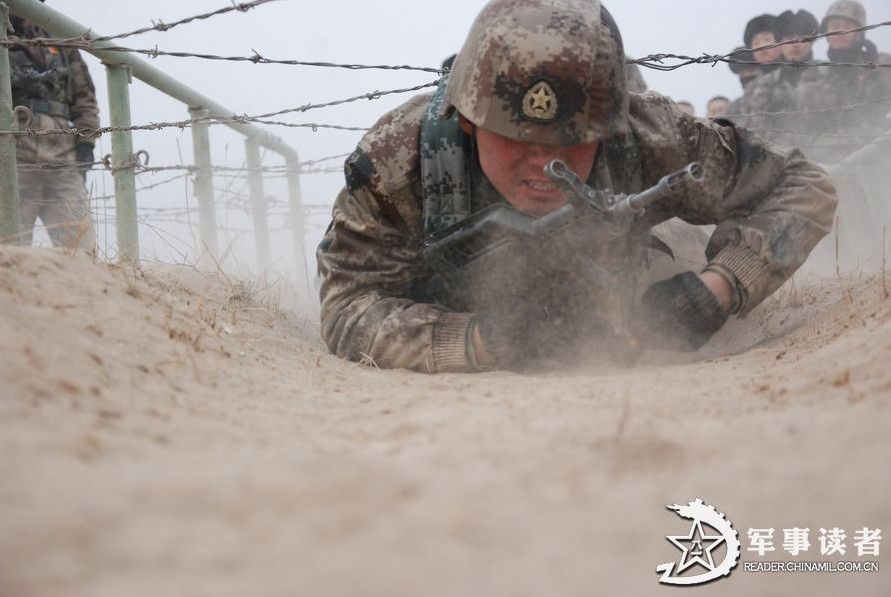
xmin=821 ymin=0 xmax=866 ymax=30
xmin=441 ymin=0 xmax=629 ymax=146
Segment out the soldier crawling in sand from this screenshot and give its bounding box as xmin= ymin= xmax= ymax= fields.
xmin=317 ymin=0 xmax=837 ymax=373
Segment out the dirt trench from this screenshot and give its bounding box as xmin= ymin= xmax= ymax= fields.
xmin=0 ymin=245 xmax=888 ymax=597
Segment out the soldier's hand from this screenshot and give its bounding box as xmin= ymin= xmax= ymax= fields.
xmin=471 ymin=297 xmax=554 ymax=370
xmin=75 ymin=143 xmax=95 ymax=179
xmin=470 ymin=265 xmax=606 ymax=370
xmin=635 ymin=271 xmax=730 ymax=351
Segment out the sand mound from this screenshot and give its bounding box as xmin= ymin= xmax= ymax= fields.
xmin=1 ymin=246 xmax=889 ymax=597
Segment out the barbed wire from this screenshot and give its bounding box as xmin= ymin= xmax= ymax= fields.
xmin=92 ymin=0 xmax=282 ymax=43
xmin=119 ymin=163 xmax=343 ymax=176
xmin=636 ymin=55 xmax=891 ymax=71
xmin=739 ymin=20 xmax=891 ymax=58
xmin=0 ymin=80 xmax=439 ymax=139
xmin=2 ymin=37 xmax=445 ymax=74
xmin=10 ymin=19 xmax=891 ymax=76
xmin=7 ymin=36 xmax=889 ymax=73
xmin=299 ymin=153 xmax=352 ymax=167
xmin=16 ymin=151 xmax=351 ymax=175
xmin=10 ymin=91 xmax=890 ymax=152
xmin=632 ymin=20 xmax=891 ymax=71
xmin=89 ymin=172 xmax=192 ymax=202
xmin=740 ymin=127 xmax=891 ymax=141
xmin=132 ymin=200 xmax=334 ymax=215
xmin=726 ymin=95 xmax=891 ymax=119
xmin=249 ymin=121 xmax=368 ymax=132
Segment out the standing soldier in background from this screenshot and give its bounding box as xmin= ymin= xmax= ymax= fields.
xmin=728 ymin=13 xmax=783 ymax=119
xmin=726 ymin=47 xmax=761 ymax=118
xmin=744 ymin=14 xmax=782 ymax=70
xmin=798 ymin=0 xmax=891 ymax=163
xmin=740 ymin=10 xmax=819 ymax=147
xmin=675 ymin=101 xmax=695 ymax=116
xmin=8 ymin=1 xmax=99 ymax=249
xmin=706 ymin=96 xmax=730 ymax=119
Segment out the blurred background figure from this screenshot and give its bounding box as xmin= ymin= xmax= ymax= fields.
xmin=824 ymin=0 xmax=872 ymax=58
xmin=676 ymin=100 xmax=695 ymax=116
xmin=706 ymin=95 xmax=731 ymax=118
xmin=8 ymin=1 xmax=99 ymax=250
xmin=797 ymin=0 xmax=891 ymax=163
xmin=777 ymin=8 xmax=819 ymax=66
xmin=726 ymin=47 xmax=761 ymax=117
xmin=744 ymin=14 xmax=783 ymax=67
xmin=739 ymin=10 xmax=820 ymax=146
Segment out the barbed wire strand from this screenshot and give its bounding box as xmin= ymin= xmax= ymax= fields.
xmin=1 ymin=38 xmax=445 ymax=74
xmin=15 ymin=149 xmax=351 ymax=174
xmin=89 ymin=172 xmax=192 ymax=202
xmin=9 ymin=20 xmax=890 ymax=74
xmin=9 ymin=82 xmax=889 ymax=143
xmin=0 ymin=80 xmax=439 ymax=138
xmin=6 ymin=38 xmax=887 ymax=72
xmin=632 ymin=20 xmax=891 ymax=71
xmin=97 ymin=0 xmax=283 ymax=43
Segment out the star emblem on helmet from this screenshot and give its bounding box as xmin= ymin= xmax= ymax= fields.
xmin=523 ymin=81 xmax=558 ymax=121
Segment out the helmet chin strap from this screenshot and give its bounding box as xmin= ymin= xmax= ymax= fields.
xmin=457 ymin=114 xmax=475 ymax=137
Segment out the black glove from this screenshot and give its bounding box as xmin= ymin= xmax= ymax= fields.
xmin=473 ymin=297 xmax=571 ymax=370
xmin=472 ymin=259 xmax=612 ymax=370
xmin=75 ymin=143 xmax=95 ymax=179
xmin=635 ymin=271 xmax=729 ymax=352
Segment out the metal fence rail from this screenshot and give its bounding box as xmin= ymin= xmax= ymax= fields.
xmin=1 ymin=0 xmax=306 ymax=278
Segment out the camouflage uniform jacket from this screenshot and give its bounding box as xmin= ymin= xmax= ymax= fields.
xmin=9 ymin=24 xmax=100 ymax=164
xmin=317 ymin=91 xmax=837 ymax=373
xmin=727 ymin=76 xmax=760 ymax=123
xmin=739 ymin=65 xmax=816 ymax=148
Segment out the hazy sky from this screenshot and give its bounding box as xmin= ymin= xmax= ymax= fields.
xmin=33 ymin=0 xmax=891 ymax=274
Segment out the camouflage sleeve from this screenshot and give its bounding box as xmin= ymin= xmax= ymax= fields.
xmin=666 ymin=102 xmax=837 ymax=314
xmin=317 ymin=151 xmax=475 ymax=373
xmin=66 ymin=49 xmax=100 ymax=140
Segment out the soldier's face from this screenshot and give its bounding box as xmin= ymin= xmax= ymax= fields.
xmin=781 ymin=36 xmax=814 ymax=61
xmin=462 ymin=119 xmax=599 ymax=217
xmin=751 ymin=32 xmax=782 ymax=63
xmin=707 ymin=99 xmax=730 ymax=119
xmin=826 ymin=18 xmax=859 ymax=50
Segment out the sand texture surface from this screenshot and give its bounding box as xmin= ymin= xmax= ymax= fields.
xmin=1 ymin=245 xmax=889 ymax=596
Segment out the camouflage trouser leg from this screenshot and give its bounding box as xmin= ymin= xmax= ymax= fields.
xmin=17 ymin=167 xmax=95 ymax=250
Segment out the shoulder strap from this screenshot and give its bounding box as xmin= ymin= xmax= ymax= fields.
xmin=420 ymin=76 xmax=473 ymax=236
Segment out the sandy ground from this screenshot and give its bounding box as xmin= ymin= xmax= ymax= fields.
xmin=1 ymin=244 xmax=889 ymax=596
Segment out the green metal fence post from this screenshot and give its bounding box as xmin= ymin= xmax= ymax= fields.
xmin=0 ymin=2 xmax=22 ymax=244
xmin=188 ymin=106 xmax=218 ymax=263
xmin=8 ymin=0 xmax=302 ymax=269
xmin=105 ymin=63 xmax=138 ymax=262
xmin=245 ymin=136 xmax=271 ymax=271
xmin=285 ymin=156 xmax=310 ymax=289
